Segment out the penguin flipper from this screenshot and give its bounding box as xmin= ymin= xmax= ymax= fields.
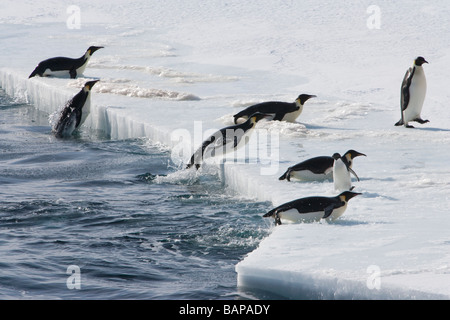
xmin=401 ymin=67 xmax=414 ymax=112
xmin=348 ymin=167 xmax=360 ymax=181
xmin=322 ymin=204 xmax=336 ymax=219
xmin=70 ymin=68 xmax=77 ymax=79
xmin=272 ymin=113 xmax=285 ymax=121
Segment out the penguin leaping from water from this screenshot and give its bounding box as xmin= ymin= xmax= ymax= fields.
xmin=52 ymin=80 xmax=99 ymax=138
xmin=279 ymin=150 xmax=366 ymax=182
xmin=186 ymin=113 xmax=269 ymax=170
xmin=233 ymin=94 xmax=316 ymax=124
xmin=263 ymin=191 xmax=361 ymax=225
xmin=29 ymin=46 xmax=104 ymax=79
xmin=333 ymin=151 xmax=365 ymax=192
xmin=395 ymin=56 xmax=428 ymax=128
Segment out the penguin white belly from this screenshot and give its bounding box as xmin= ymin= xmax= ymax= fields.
xmin=290 ymin=170 xmax=332 ymax=181
xmin=333 ymin=160 xmax=351 ymax=191
xmin=281 ymin=106 xmax=303 ymax=122
xmin=325 ymin=204 xmax=348 ymax=221
xmin=43 ymin=69 xmax=70 ymax=77
xmin=79 ymin=95 xmax=91 ymax=127
xmin=404 ymin=72 xmax=427 ymax=122
xmin=279 ymin=209 xmax=323 ymax=223
xmin=76 ymin=61 xmax=89 ymax=76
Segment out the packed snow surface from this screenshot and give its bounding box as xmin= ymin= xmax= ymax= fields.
xmin=1 ymin=0 xmax=450 ymax=299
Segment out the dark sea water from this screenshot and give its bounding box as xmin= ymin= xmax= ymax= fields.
xmin=0 ymin=89 xmax=272 ymax=300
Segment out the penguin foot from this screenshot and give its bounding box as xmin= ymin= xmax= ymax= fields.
xmin=414 ymin=118 xmax=429 ymax=124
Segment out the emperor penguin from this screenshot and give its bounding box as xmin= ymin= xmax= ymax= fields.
xmin=52 ymin=80 xmax=99 ymax=138
xmin=279 ymin=150 xmax=366 ymax=182
xmin=29 ymin=46 xmax=104 ymax=79
xmin=186 ymin=113 xmax=269 ymax=170
xmin=263 ymin=191 xmax=361 ymax=225
xmin=333 ymin=152 xmax=362 ymax=192
xmin=233 ymin=94 xmax=316 ymax=124
xmin=395 ymin=56 xmax=428 ymax=128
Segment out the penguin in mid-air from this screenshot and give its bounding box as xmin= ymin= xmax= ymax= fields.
xmin=52 ymin=80 xmax=99 ymax=138
xmin=29 ymin=46 xmax=103 ymax=79
xmin=279 ymin=150 xmax=366 ymax=182
xmin=186 ymin=113 xmax=269 ymax=169
xmin=263 ymin=191 xmax=361 ymax=225
xmin=333 ymin=152 xmax=363 ymax=192
xmin=395 ymin=56 xmax=428 ymax=128
xmin=233 ymin=94 xmax=316 ymax=124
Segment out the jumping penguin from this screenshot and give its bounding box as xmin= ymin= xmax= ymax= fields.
xmin=263 ymin=191 xmax=361 ymax=225
xmin=395 ymin=56 xmax=428 ymax=128
xmin=279 ymin=150 xmax=366 ymax=182
xmin=29 ymin=46 xmax=104 ymax=79
xmin=52 ymin=80 xmax=99 ymax=138
xmin=186 ymin=113 xmax=268 ymax=170
xmin=233 ymin=94 xmax=316 ymax=124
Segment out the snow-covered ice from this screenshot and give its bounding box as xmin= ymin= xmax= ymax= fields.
xmin=1 ymin=0 xmax=450 ymax=299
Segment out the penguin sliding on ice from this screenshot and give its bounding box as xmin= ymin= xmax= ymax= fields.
xmin=263 ymin=191 xmax=361 ymax=225
xmin=186 ymin=113 xmax=269 ymax=170
xmin=332 ymin=152 xmax=364 ymax=192
xmin=395 ymin=56 xmax=428 ymax=128
xmin=29 ymin=46 xmax=103 ymax=79
xmin=279 ymin=150 xmax=366 ymax=182
xmin=233 ymin=94 xmax=316 ymax=124
xmin=52 ymin=80 xmax=99 ymax=138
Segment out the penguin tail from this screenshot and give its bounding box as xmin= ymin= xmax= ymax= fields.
xmin=278 ymin=170 xmax=290 ymax=181
xmin=28 ymin=67 xmax=42 ymax=78
xmin=28 ymin=69 xmax=38 ymax=78
xmin=263 ymin=209 xmax=276 ymax=218
xmin=264 ymin=209 xmax=282 ymax=225
xmin=394 ymin=119 xmax=404 ymax=126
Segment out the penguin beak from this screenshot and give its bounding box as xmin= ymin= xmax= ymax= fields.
xmin=347 ymin=192 xmax=362 ymax=200
xmin=354 ymin=151 xmax=366 ymax=158
xmin=85 ymin=80 xmax=100 ymax=90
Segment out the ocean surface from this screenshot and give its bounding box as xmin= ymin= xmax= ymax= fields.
xmin=0 ymin=89 xmax=273 ymax=300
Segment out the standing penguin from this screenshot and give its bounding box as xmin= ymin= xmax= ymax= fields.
xmin=395 ymin=56 xmax=428 ymax=128
xmin=52 ymin=80 xmax=99 ymax=138
xmin=263 ymin=191 xmax=361 ymax=225
xmin=279 ymin=150 xmax=366 ymax=182
xmin=29 ymin=46 xmax=103 ymax=79
xmin=233 ymin=94 xmax=316 ymax=124
xmin=186 ymin=113 xmax=268 ymax=169
xmin=332 ymin=152 xmax=361 ymax=192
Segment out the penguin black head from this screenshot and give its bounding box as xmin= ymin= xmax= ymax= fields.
xmin=339 ymin=191 xmax=362 ymax=202
xmin=332 ymin=153 xmax=341 ymax=160
xmin=84 ymin=80 xmax=100 ymax=91
xmin=87 ymin=46 xmax=104 ymax=55
xmin=414 ymin=56 xmax=428 ymax=66
xmin=296 ymin=94 xmax=316 ymax=105
xmin=344 ymin=150 xmax=366 ymax=160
